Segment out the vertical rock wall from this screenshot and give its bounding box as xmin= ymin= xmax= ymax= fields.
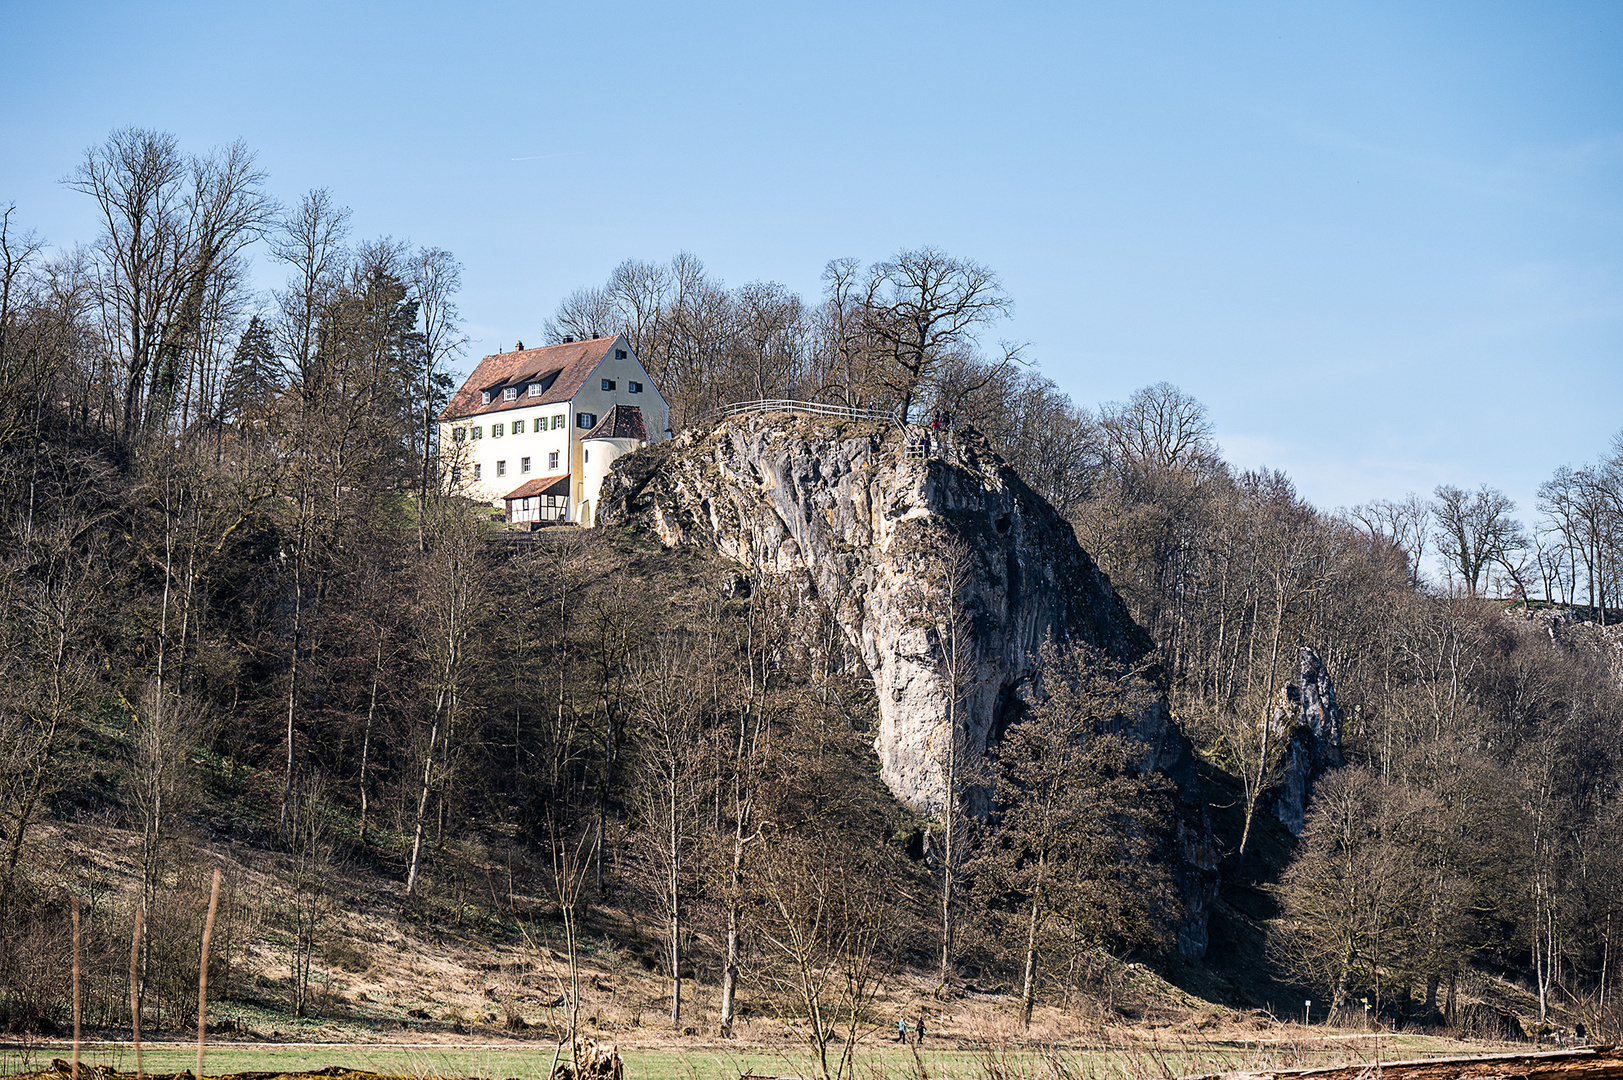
xmin=1268 ymin=647 xmax=1346 ymax=835
xmin=599 ymin=412 xmax=1218 ymax=956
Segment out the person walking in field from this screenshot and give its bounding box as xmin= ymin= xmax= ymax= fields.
xmin=897 ymin=1018 xmax=908 ymax=1043
xmin=915 ymin=1016 xmax=926 ymax=1045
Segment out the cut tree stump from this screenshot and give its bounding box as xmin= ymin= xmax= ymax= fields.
xmin=549 ymin=1040 xmax=623 ymax=1080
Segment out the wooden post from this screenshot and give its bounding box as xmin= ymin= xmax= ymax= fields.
xmin=130 ymin=905 xmax=144 ymax=1080
xmin=197 ymin=869 xmax=222 ymax=1080
xmin=71 ymin=897 xmax=81 ymax=1080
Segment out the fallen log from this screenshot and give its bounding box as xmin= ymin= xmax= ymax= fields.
xmin=1187 ymin=1046 xmax=1623 ymax=1080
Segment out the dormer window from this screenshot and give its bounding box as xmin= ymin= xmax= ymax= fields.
xmin=528 ymin=383 xmax=542 ymax=397
xmin=481 ymin=390 xmax=492 ymax=404
xmin=601 ymin=379 xmax=616 ymax=391
xmin=503 ymin=386 xmax=518 ymax=401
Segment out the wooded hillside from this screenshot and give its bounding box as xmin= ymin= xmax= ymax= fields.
xmin=1 ymin=130 xmax=1621 ymax=1049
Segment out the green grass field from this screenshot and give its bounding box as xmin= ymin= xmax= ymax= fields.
xmin=0 ymin=1033 xmax=1505 ymax=1080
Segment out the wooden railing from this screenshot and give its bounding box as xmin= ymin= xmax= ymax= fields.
xmin=695 ymin=399 xmax=902 ymax=425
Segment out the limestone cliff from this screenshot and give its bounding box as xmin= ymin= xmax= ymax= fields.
xmin=599 ymin=411 xmax=1217 ymax=956
xmin=1266 ymin=647 xmax=1346 ymax=836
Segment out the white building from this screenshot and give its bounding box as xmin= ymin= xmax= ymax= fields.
xmin=438 ymin=335 xmax=668 ymax=524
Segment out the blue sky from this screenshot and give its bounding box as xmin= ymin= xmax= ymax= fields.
xmin=3 ymin=1 xmax=1619 ymax=526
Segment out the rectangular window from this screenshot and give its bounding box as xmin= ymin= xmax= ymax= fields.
xmin=628 ymin=381 xmax=642 ymax=393
xmin=615 ymin=349 xmax=627 ymax=360
xmin=452 ymin=427 xmax=466 ymax=441
xmin=481 ymin=390 xmax=492 ymax=404
xmin=601 ymin=379 xmax=616 ymax=391
xmin=493 ymin=423 xmax=504 ymax=437
xmin=577 ymin=412 xmax=596 ymax=429
xmin=528 ymin=383 xmax=542 ymax=397
xmin=548 ymin=450 xmax=560 ymax=470
xmin=471 ymin=426 xmax=483 ymax=440
xmin=512 ymin=419 xmax=524 ymax=433
xmin=521 ymin=456 xmax=531 ymax=473
xmin=552 ymin=414 xmax=565 ymax=429
xmin=496 ymin=460 xmax=506 ymax=477
xmin=474 ymin=463 xmax=482 ymax=479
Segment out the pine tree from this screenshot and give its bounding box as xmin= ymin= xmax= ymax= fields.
xmin=220 ymin=314 xmax=282 ymax=424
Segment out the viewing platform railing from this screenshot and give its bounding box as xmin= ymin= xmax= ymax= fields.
xmin=695 ymin=399 xmax=902 ymax=425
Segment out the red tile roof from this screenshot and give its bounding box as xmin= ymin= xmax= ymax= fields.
xmin=582 ymin=404 xmax=648 ymax=441
xmin=503 ymin=474 xmax=571 ymax=501
xmin=441 ymin=336 xmax=618 ymax=421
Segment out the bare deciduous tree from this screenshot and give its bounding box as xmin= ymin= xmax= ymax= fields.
xmin=66 ymin=130 xmax=273 ymax=441
xmin=1432 ymin=483 xmax=1526 ymax=599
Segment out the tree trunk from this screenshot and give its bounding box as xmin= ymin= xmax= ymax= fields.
xmin=404 ymin=713 xmax=440 ymax=899
xmin=668 ymin=767 xmax=682 ymax=1026
xmin=358 ymin=643 xmax=380 ymax=844
xmin=1019 ymin=850 xmax=1046 ymax=1028
xmin=1238 ymin=588 xmax=1288 ymax=859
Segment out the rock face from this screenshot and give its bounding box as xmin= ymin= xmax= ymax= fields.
xmin=599 ymin=412 xmax=1217 ymax=956
xmin=1268 ymin=647 xmax=1345 ymax=835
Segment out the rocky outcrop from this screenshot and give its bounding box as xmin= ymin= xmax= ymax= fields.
xmin=600 ymin=411 xmax=1219 ymax=957
xmin=1267 ymin=647 xmax=1345 ymax=835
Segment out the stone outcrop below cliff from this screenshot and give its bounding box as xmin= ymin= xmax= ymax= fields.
xmin=1266 ymin=647 xmax=1345 ymax=836
xmin=599 ymin=411 xmax=1217 ymax=956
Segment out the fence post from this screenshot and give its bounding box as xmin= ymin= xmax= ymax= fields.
xmin=197 ymin=868 xmax=223 ymax=1079
xmin=130 ymin=905 xmax=144 ymax=1080
xmin=72 ymin=897 xmax=81 ymax=1080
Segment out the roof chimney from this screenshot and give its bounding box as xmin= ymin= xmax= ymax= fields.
xmin=515 ymin=340 xmax=524 ymax=351
xmin=563 ymin=336 xmax=574 ymax=344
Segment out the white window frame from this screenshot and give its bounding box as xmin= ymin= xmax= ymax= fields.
xmin=548 ymin=450 xmax=560 ymax=470
xmin=528 ymin=383 xmax=543 ymax=397
xmin=496 ymin=460 xmax=507 ymax=477
xmin=521 ymin=456 xmax=532 ymax=474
